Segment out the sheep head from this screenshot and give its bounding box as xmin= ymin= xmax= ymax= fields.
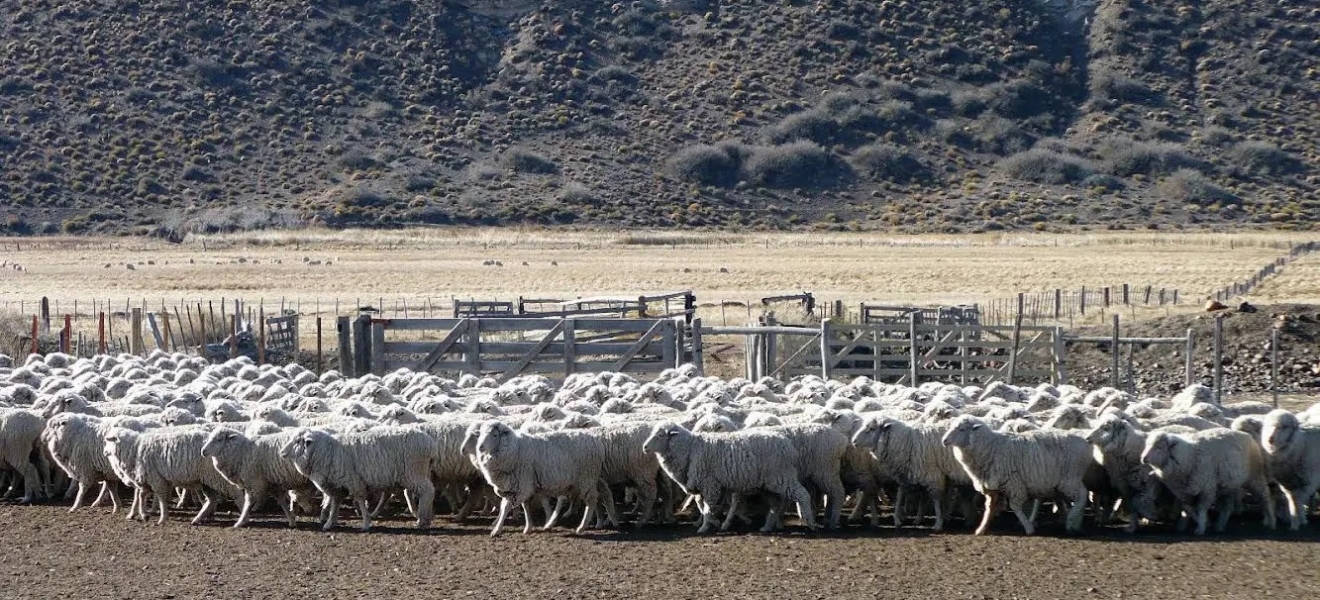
xmin=941 ymin=416 xmax=986 ymax=448
xmin=476 ymin=421 xmax=515 ymax=462
xmin=1140 ymin=431 xmax=1188 ymax=474
xmin=201 ymin=427 xmax=244 ymax=458
xmin=1262 ymin=409 xmax=1300 ymax=454
xmin=642 ymin=422 xmax=688 ymax=455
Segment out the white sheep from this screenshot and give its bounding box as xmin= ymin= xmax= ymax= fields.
xmin=42 ymin=413 xmax=124 ymax=512
xmin=1260 ymin=409 xmax=1320 ymax=530
xmin=0 ymin=407 xmax=50 ymax=502
xmin=642 ymin=422 xmax=817 ymax=533
xmin=200 ymin=427 xmax=319 ymax=528
xmin=1140 ymin=428 xmax=1275 ymax=535
xmin=474 ymin=421 xmax=617 ymax=536
xmin=942 ymin=416 xmax=1093 ymax=535
xmin=278 ymin=426 xmax=436 ymax=531
xmin=853 ymin=415 xmax=973 ymax=531
xmin=102 ymin=425 xmax=241 ymax=525
xmin=1083 ymin=415 xmax=1170 ymax=532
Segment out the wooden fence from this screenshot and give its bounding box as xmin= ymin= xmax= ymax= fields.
xmin=453 ymin=291 xmax=697 ymax=323
xmin=1210 ymin=241 xmax=1317 ymax=302
xmin=342 ymin=316 xmax=683 ymax=380
xmin=859 ymin=304 xmax=980 ymax=326
xmin=980 ymin=284 xmax=1181 ymax=327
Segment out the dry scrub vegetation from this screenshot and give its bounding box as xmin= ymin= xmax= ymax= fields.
xmin=1 ymin=231 xmax=1317 ymax=317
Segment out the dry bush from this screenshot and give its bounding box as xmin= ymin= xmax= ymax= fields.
xmin=741 ymin=142 xmax=837 ymax=189
xmin=1156 ymin=169 xmax=1239 ymax=205
xmin=1229 ymin=141 xmax=1302 ymax=176
xmin=499 ymin=147 xmax=558 ymax=175
xmin=1099 ymin=138 xmax=1205 ymax=177
xmin=998 ymin=148 xmax=1095 ymax=184
xmin=849 ymin=142 xmax=927 ymax=182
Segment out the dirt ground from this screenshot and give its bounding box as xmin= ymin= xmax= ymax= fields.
xmin=1 ymin=503 xmax=1316 ymax=600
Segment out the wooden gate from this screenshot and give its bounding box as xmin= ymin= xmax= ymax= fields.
xmin=358 ymin=317 xmax=681 ymax=379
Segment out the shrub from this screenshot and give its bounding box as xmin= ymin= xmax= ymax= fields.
xmin=1089 ymin=67 xmax=1158 ymax=105
xmin=742 ymin=142 xmax=835 ymax=188
xmin=1156 ymin=169 xmax=1239 ymax=205
xmin=180 ymin=164 xmax=215 ymax=182
xmin=849 ymin=142 xmax=926 ymax=182
xmin=666 ymin=143 xmax=744 ymax=186
xmin=998 ymin=148 xmax=1094 ymax=184
xmin=339 ymin=150 xmax=380 ymax=172
xmin=559 ymin=182 xmax=598 ymax=204
xmin=969 ymin=115 xmax=1035 ymax=155
xmin=1081 ymin=173 xmax=1126 ymax=191
xmin=1229 ymin=141 xmax=1302 ymax=176
xmin=1099 ymin=138 xmax=1204 ymax=177
xmin=982 ymin=80 xmax=1052 ymax=119
xmin=590 ymin=65 xmax=637 ymax=85
xmin=499 ymin=147 xmax=558 ymax=174
xmin=764 ymin=108 xmax=839 ymax=145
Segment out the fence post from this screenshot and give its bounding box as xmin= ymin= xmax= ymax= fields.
xmin=370 ymin=320 xmax=385 ymax=375
xmin=337 ymin=316 xmax=352 ymax=377
xmin=41 ymin=296 xmax=50 ymax=333
xmin=1213 ymin=315 xmax=1224 ymax=403
xmin=819 ymin=319 xmax=833 ymax=380
xmin=257 ymin=307 xmax=266 ymax=364
xmin=1110 ymin=314 xmax=1120 ymax=389
xmin=691 ymin=318 xmax=705 ymax=375
xmin=130 ymin=308 xmax=144 ymax=356
xmin=1080 ymin=286 xmax=1087 ymax=315
xmin=315 ymin=317 xmax=324 ymax=374
xmin=1103 ymin=287 xmax=1111 ymax=308
xmin=31 ymin=315 xmax=38 ymax=355
xmin=908 ymin=314 xmax=919 ymax=385
xmin=352 ymin=315 xmax=371 ymax=376
xmin=764 ymin=314 xmax=778 ymax=378
xmin=1271 ymin=328 xmax=1280 ymax=408
xmin=1053 ymin=289 xmax=1061 ymax=319
xmin=98 ymin=312 xmax=106 ymax=355
xmin=662 ymin=319 xmax=678 ymax=370
xmin=1122 ymin=283 xmax=1130 ymax=305
xmin=1052 ymin=326 xmax=1066 ymax=385
xmin=1007 ymin=303 xmax=1022 ymax=385
xmin=61 ymin=314 xmax=71 ymax=353
xmin=1184 ymin=328 xmax=1195 ymax=387
xmin=559 ymin=319 xmax=573 ymax=376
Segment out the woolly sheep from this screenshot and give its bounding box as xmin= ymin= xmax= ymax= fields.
xmin=643 ymin=422 xmax=817 ymax=533
xmin=852 ymin=415 xmax=972 ymax=531
xmin=1170 ymin=384 xmax=1215 ymax=411
xmin=200 ymin=427 xmax=318 ymax=528
xmin=278 ymin=426 xmax=435 ymax=531
xmin=475 ymin=421 xmax=617 ymax=535
xmin=42 ymin=413 xmax=126 ymax=512
xmin=942 ymin=416 xmax=1093 ymax=535
xmin=0 ymin=407 xmax=49 ymax=502
xmin=1140 ymin=428 xmax=1274 ymax=535
xmin=1260 ymin=410 xmax=1320 ymax=530
xmin=1084 ymin=415 xmax=1169 ymax=532
xmin=103 ymin=425 xmax=241 ymax=525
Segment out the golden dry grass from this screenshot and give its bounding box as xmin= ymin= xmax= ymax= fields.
xmin=0 ymin=229 xmax=1317 ymax=324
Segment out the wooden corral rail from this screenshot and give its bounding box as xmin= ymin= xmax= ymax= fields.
xmin=352 ymin=317 xmax=682 ymax=379
xmin=452 ymin=291 xmax=697 ymax=324
xmin=860 ymin=304 xmax=980 ymax=326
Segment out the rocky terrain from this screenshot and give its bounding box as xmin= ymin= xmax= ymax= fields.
xmin=1068 ymin=302 xmax=1320 ymax=395
xmin=0 ymin=0 xmax=1316 ymax=235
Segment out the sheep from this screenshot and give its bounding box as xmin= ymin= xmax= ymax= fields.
xmin=1260 ymin=410 xmax=1320 ymax=530
xmin=642 ymin=422 xmax=818 ymax=533
xmin=1170 ymin=384 xmax=1215 ymax=411
xmin=942 ymin=416 xmax=1093 ymax=535
xmin=594 ymin=421 xmax=666 ymax=526
xmin=102 ymin=426 xmax=241 ymax=525
xmin=42 ymin=413 xmax=124 ymax=512
xmin=380 ymin=416 xmax=491 ymax=522
xmin=200 ymin=427 xmax=319 ymax=528
xmin=0 ymin=407 xmax=49 ymax=502
xmin=763 ymin=423 xmax=848 ymax=529
xmin=1140 ymin=428 xmax=1275 ymax=535
xmin=852 ymin=415 xmax=972 ymax=531
xmin=1084 ymin=415 xmax=1170 ymax=532
xmin=474 ymin=421 xmax=617 ymax=536
xmin=278 ymin=426 xmax=435 ymax=531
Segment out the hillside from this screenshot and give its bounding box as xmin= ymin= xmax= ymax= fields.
xmin=0 ymin=0 xmax=1316 ymax=235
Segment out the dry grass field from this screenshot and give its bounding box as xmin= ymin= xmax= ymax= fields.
xmin=1 ymin=230 xmax=1319 ymax=323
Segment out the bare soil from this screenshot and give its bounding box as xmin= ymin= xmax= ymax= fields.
xmin=2 ymin=502 xmax=1317 ymax=599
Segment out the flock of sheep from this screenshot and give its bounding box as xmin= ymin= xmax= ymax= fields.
xmin=1 ymin=350 xmax=1319 ymax=538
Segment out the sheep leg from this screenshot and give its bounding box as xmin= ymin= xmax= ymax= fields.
xmin=279 ymin=494 xmax=297 ymax=528
xmin=929 ymin=486 xmax=946 ymax=532
xmin=490 ymin=497 xmax=515 ymax=537
xmin=698 ymin=489 xmax=723 ymax=534
xmin=975 ymin=492 xmax=1001 ymax=536
xmin=720 ymin=494 xmax=741 ymax=532
xmin=788 ymin=481 xmax=819 ymax=531
xmin=90 ymin=481 xmax=109 ymax=508
xmin=63 ymin=480 xmax=78 ymax=501
xmin=356 ymin=496 xmax=373 ymax=531
xmin=323 ymin=496 xmax=341 ymax=531
xmin=15 ymin=461 xmax=41 ymax=503
xmin=235 ymin=492 xmax=258 ymax=528
xmin=633 ymin=477 xmax=658 ymax=526
xmin=174 ymin=488 xmax=188 ymax=509
xmin=191 ymin=489 xmax=218 ymax=526
xmin=1251 ymin=481 xmax=1276 ymax=531
xmin=412 ymin=481 xmax=435 ymax=529
xmin=1191 ymin=496 xmax=1212 ymax=535
xmin=544 ymin=496 xmax=567 ymax=531
xmin=575 ymin=488 xmax=599 ymax=534
xmin=823 ymin=479 xmax=845 ymax=529
xmin=69 ymin=482 xmax=91 ymax=513
xmin=1286 ymin=483 xmax=1319 ymax=530
xmin=892 ymin=485 xmax=906 ymax=527
xmin=1008 ymin=494 xmax=1036 ymax=536
xmin=597 ymin=480 xmax=621 ymax=528
xmin=1064 ymin=487 xmax=1088 ymax=534
xmin=369 ymin=491 xmax=391 ymax=519
xmin=154 ymin=490 xmax=170 ymax=525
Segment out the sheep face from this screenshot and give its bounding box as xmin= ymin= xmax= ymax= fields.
xmin=201 ymin=428 xmax=243 ymax=458
xmin=1084 ymin=417 xmax=1125 ymax=449
xmin=1262 ymin=410 xmax=1299 ymax=454
xmin=642 ymin=423 xmax=686 ymax=455
xmin=1140 ymin=432 xmax=1187 ymax=474
xmin=475 ymin=421 xmax=515 ymax=462
xmin=850 ymin=417 xmax=891 ymax=451
xmin=940 ymin=416 xmax=985 ymax=448
xmin=278 ymin=428 xmax=318 ymax=467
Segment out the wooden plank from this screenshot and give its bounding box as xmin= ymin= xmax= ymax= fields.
xmin=611 ymin=320 xmax=666 ymax=371
xmin=562 ymin=319 xmax=576 ymax=376
xmin=371 ymin=321 xmax=386 ymax=376
xmin=690 ymin=318 xmax=704 ymax=375
xmin=378 ymin=318 xmax=466 ymax=331
xmin=497 ymin=319 xmax=564 ymax=381
xmin=466 ymin=318 xmax=481 ymax=374
xmin=337 ymin=316 xmax=352 ymax=377
xmin=819 ymin=320 xmax=833 ymax=380
xmin=411 ymin=318 xmax=472 ymax=373
xmin=146 ymin=312 xmax=165 ymax=350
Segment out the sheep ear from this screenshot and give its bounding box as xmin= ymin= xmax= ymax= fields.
xmin=226 ymin=432 xmax=238 ymax=440
xmin=970 ymin=424 xmax=982 ymax=430
xmin=880 ymin=422 xmax=892 ymax=431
